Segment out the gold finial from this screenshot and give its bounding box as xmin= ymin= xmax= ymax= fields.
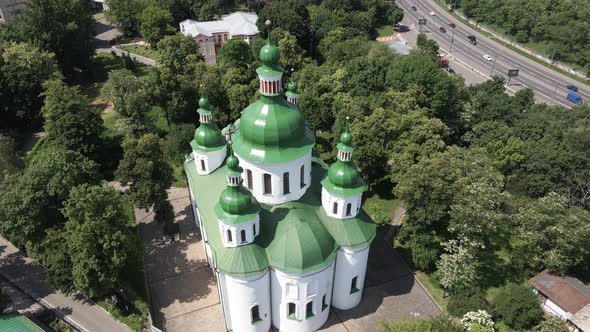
xmin=265 ymin=19 xmax=272 ymax=27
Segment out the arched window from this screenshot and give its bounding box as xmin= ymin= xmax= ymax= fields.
xmin=322 ymin=294 xmax=328 ymax=311
xmin=283 ymin=172 xmax=290 ymax=194
xmin=200 ymin=159 xmax=206 ymax=172
xmin=300 ymin=165 xmax=305 ymax=188
xmin=246 ymin=170 xmax=253 ymax=190
xmin=240 ymin=230 xmax=246 ymax=243
xmin=251 ymin=305 xmax=261 ymax=323
xmin=227 ymin=229 xmax=232 ymax=243
xmin=333 ymin=202 xmax=338 ymax=214
xmin=263 ymin=173 xmax=272 ymax=195
xmin=287 ymin=302 xmax=296 ymax=319
xmin=346 ymin=203 xmax=352 ymax=216
xmin=350 ymin=276 xmax=359 ymax=294
xmin=305 ymin=301 xmax=314 ymax=318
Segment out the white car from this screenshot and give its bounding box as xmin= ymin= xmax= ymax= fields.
xmin=430 ymin=11 xmax=436 ymax=16
xmin=483 ymin=54 xmax=493 ymax=61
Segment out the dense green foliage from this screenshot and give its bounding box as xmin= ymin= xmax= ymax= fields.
xmin=379 ymin=315 xmax=463 ymax=332
xmin=0 ymin=135 xmax=23 ymax=181
xmin=495 ymin=283 xmax=544 ymax=329
xmin=453 ymin=0 xmax=590 ymax=72
xmin=447 ymin=290 xmax=489 ymax=317
xmin=140 ymin=3 xmax=175 ymax=46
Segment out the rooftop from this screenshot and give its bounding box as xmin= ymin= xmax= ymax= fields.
xmin=529 ymin=270 xmax=590 ymax=315
xmin=0 ymin=313 xmax=45 ymax=332
xmin=180 ymin=12 xmax=258 ymax=38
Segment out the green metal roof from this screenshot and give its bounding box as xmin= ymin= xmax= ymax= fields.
xmin=0 ymin=314 xmax=45 ymax=332
xmin=232 ymin=95 xmax=315 ymax=163
xmin=184 ymin=157 xmax=376 ymax=277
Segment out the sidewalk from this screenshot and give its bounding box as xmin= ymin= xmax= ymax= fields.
xmin=0 ymin=237 xmax=131 ymax=332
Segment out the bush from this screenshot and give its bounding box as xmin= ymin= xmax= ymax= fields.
xmin=533 ymin=316 xmax=569 ymax=332
xmin=495 ymin=283 xmax=543 ymax=329
xmin=448 ymin=290 xmax=490 ymax=317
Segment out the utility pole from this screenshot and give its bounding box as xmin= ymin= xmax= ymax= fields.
xmin=489 ymin=50 xmax=498 ymax=76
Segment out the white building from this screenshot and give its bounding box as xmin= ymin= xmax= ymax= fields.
xmin=529 ymin=270 xmax=590 ymax=332
xmin=179 ymin=12 xmax=258 ymax=64
xmin=184 ymin=32 xmax=376 ymax=332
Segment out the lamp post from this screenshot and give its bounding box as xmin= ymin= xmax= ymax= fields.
xmin=449 ymin=26 xmax=456 ymax=54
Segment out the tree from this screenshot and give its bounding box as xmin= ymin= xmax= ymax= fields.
xmin=164 ymin=123 xmax=195 ymax=163
xmin=106 ymin=0 xmax=147 ymax=37
xmin=139 ymin=3 xmax=175 ymax=47
xmin=460 ymin=310 xmax=494 ymax=332
xmin=41 ymin=228 xmax=74 ymax=293
xmin=16 ymin=0 xmax=95 ymax=79
xmin=448 ymin=290 xmax=490 ymax=317
xmin=116 ymin=134 xmax=173 ymax=210
xmin=63 ymin=184 xmax=137 ymax=298
xmin=0 ymin=42 xmax=61 ymax=130
xmin=41 ymin=80 xmax=104 ymax=158
xmin=278 ymin=31 xmax=308 ymax=71
xmin=0 ymin=134 xmax=24 ymax=181
xmin=435 ymin=238 xmax=480 ymax=294
xmin=257 ymin=0 xmax=311 ymax=50
xmin=533 ymin=316 xmax=569 ymax=332
xmin=495 ymin=283 xmax=543 ymax=330
xmin=102 ymin=69 xmax=151 ymax=136
xmin=512 ymin=192 xmax=590 ymax=274
xmin=416 ymin=33 xmax=440 ymax=58
xmin=0 ymin=148 xmax=100 ymax=251
xmin=218 ymin=38 xmax=254 ymax=69
xmin=157 ymin=33 xmax=201 ymax=75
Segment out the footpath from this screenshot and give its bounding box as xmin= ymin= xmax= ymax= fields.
xmin=0 ymin=236 xmax=131 ymax=332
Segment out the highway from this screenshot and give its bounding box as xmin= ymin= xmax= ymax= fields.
xmin=396 ymin=0 xmax=590 ymax=108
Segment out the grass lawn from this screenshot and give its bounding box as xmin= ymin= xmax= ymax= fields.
xmin=362 ymin=193 xmax=400 ymax=225
xmin=377 ymin=25 xmax=394 ymax=37
xmin=118 ymin=44 xmax=160 ymax=61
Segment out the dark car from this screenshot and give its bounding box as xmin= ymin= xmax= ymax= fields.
xmin=449 ymin=23 xmax=456 ymax=28
xmin=411 ymin=6 xmax=417 ymax=11
xmin=439 ymin=27 xmax=446 ymax=33
xmin=567 ymin=84 xmax=579 ymax=92
xmin=467 ymin=35 xmax=477 ymax=45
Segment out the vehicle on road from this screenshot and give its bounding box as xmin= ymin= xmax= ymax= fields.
xmin=430 ymin=11 xmax=436 ymax=16
xmin=449 ymin=23 xmax=456 ymax=28
xmin=567 ymin=85 xmax=579 ymax=92
xmin=467 ymin=35 xmax=477 ymax=45
xmin=567 ymin=92 xmax=583 ymax=105
xmin=439 ymin=27 xmax=446 ymax=33
xmin=483 ymin=54 xmax=493 ymax=61
xmin=411 ymin=6 xmax=416 ymax=11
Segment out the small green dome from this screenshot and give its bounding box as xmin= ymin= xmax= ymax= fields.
xmin=340 ymin=131 xmax=352 ymax=145
xmin=260 ymin=42 xmax=280 ymax=67
xmin=194 ymin=123 xmax=223 ymax=148
xmin=199 ymin=97 xmax=209 ymax=109
xmin=328 ymin=161 xmax=361 ymax=188
xmin=287 ymin=81 xmax=297 ymax=92
xmin=219 ymin=186 xmax=254 ymax=214
xmin=226 ymin=154 xmax=240 ymax=171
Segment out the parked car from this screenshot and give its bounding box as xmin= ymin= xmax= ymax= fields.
xmin=567 ymin=84 xmax=579 ymax=92
xmin=440 ymin=27 xmax=446 ymax=33
xmin=449 ymin=23 xmax=456 ymax=28
xmin=567 ymin=92 xmax=583 ymax=105
xmin=411 ymin=6 xmax=417 ymax=11
xmin=483 ymin=54 xmax=493 ymax=61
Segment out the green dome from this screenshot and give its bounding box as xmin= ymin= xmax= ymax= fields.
xmin=287 ymin=80 xmax=297 ymax=92
xmin=199 ymin=97 xmax=210 ymax=108
xmin=219 ymin=186 xmax=254 ymax=215
xmin=226 ymin=154 xmax=240 ymax=171
xmin=340 ymin=131 xmax=352 ymax=145
xmin=194 ymin=123 xmax=224 ymax=148
xmin=328 ymin=161 xmax=361 ymax=188
xmin=260 ymin=42 xmax=280 ymax=67
xmin=266 ymin=206 xmax=337 ymax=273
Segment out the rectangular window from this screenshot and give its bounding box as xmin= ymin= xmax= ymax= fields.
xmin=300 ymin=165 xmax=305 ymax=188
xmin=247 ymin=170 xmax=253 ymax=190
xmin=263 ymin=174 xmax=272 ymax=195
xmin=200 ymin=159 xmax=206 ymax=172
xmin=283 ymin=172 xmax=290 ymax=194
xmin=333 ymin=202 xmax=338 ymax=215
xmin=305 ymin=301 xmax=314 ymax=318
xmin=287 ymin=302 xmax=296 ymax=320
xmin=241 ymin=230 xmax=246 ymax=243
xmin=227 ymin=230 xmax=232 ymax=243
xmin=253 ymin=223 xmax=256 ymax=236
xmin=346 ymin=203 xmax=352 ymax=216
xmin=350 ymin=276 xmax=359 ymax=294
xmin=322 ymin=295 xmax=328 ymax=311
xmin=251 ymin=305 xmax=261 ymax=323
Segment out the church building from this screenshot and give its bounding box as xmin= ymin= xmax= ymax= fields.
xmin=184 ymin=28 xmax=376 ymax=332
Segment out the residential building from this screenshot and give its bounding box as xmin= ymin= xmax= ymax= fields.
xmin=179 ymin=12 xmax=258 ymax=64
xmin=529 ymin=270 xmax=590 ymax=332
xmin=184 ymin=33 xmax=376 ymax=332
xmin=0 ymin=0 xmax=25 ymax=24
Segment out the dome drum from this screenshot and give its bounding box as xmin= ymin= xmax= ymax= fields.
xmin=321 ymin=188 xmax=362 ymax=220
xmin=259 ymin=74 xmax=283 ymax=95
xmin=218 ymin=215 xmax=260 ymax=248
xmin=193 ymin=148 xmax=226 ymax=175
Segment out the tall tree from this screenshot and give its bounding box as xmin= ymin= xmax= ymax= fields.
xmin=16 ymin=0 xmax=95 ymax=79
xmin=63 ymin=184 xmax=137 ymax=298
xmin=257 ymin=0 xmax=311 ymax=50
xmin=0 ymin=42 xmax=61 ymax=130
xmin=435 ymin=238 xmax=481 ymax=294
xmin=106 ymin=0 xmax=148 ymax=37
xmin=0 ymin=134 xmax=24 ymax=182
xmin=41 ymin=80 xmax=104 ymax=158
xmin=139 ymin=3 xmax=175 ymax=47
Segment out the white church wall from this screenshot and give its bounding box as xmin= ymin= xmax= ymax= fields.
xmin=193 ymin=147 xmax=226 ymax=175
xmin=332 ymin=245 xmax=370 ymax=310
xmin=321 ymin=188 xmax=362 ymax=220
xmin=236 ymin=152 xmax=312 ymax=205
xmin=218 ymin=215 xmax=260 ymax=248
xmin=219 ymin=270 xmax=271 ymax=332
xmin=270 ymin=260 xmax=335 ymax=332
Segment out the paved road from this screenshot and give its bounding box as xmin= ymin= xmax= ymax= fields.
xmin=0 ymin=237 xmax=131 ymax=332
xmin=397 ymin=0 xmax=590 ymax=108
